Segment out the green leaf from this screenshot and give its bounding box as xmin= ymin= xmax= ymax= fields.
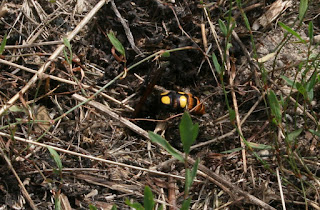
xmin=179 ymin=112 xmax=199 ymax=155
xmin=306 ymin=72 xmax=317 ymax=100
xmin=226 ymin=43 xmax=233 ymax=51
xmin=9 ymin=105 xmax=25 ymax=113
xmin=190 ymin=158 xmax=199 ymax=182
xmin=308 ymin=21 xmax=314 ymax=42
xmin=218 ymin=19 xmax=227 ymax=37
xmin=222 ymin=142 xmax=272 ymax=154
xmin=63 ymin=37 xmax=72 ymax=50
xmin=307 ymin=89 xmax=314 ymax=101
xmin=287 ymin=128 xmax=303 ymax=143
xmin=228 ymin=108 xmax=236 ymax=122
xmin=48 ymin=146 xmax=63 ymax=173
xmin=221 ymin=147 xmax=243 ymax=154
xmin=306 ymin=72 xmax=317 ymax=92
xmin=107 ymin=31 xmax=126 ymax=57
xmin=63 ymin=37 xmax=72 ymax=64
xmin=148 ymin=131 xmax=184 ymax=162
xmin=161 ymin=51 xmax=170 ymax=57
xmin=281 ymin=75 xmax=296 ymax=88
xmin=144 ymin=186 xmax=155 ymax=210
xmin=185 ymin=158 xmax=199 ymax=195
xmin=247 ymin=142 xmax=272 ymax=150
xmin=299 ymin=0 xmax=308 ymax=21
xmin=111 ymin=204 xmax=117 ymax=210
xmin=0 ymin=33 xmax=7 ymax=55
xmin=308 ymin=129 xmax=320 ymax=137
xmin=268 ymin=90 xmax=282 ymax=124
xmin=242 ymin=12 xmax=250 ymax=30
xmin=296 ymin=82 xmax=306 ymax=95
xmin=212 ymin=53 xmax=221 ymax=74
xmin=229 ymin=19 xmax=236 ymax=33
xmin=125 ymin=199 xmax=144 ymax=210
xmin=278 ymin=22 xmax=306 ymax=44
xmin=180 ymin=199 xmax=191 ymax=210
xmin=89 ymin=204 xmax=98 ymax=210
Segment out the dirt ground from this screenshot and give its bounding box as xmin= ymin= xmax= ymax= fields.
xmin=0 ymin=0 xmax=319 ymax=209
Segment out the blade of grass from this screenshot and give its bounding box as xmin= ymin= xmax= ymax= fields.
xmin=144 ymin=186 xmax=155 ymax=210
xmin=63 ymin=37 xmax=72 ymax=64
xmin=48 ymin=146 xmax=63 ymax=173
xmin=268 ymin=90 xmax=282 ymax=124
xmin=0 ymin=33 xmax=7 ymax=55
xmin=148 ymin=131 xmax=184 ymax=162
xmin=308 ymin=21 xmax=313 ymax=42
xmin=107 ymin=31 xmax=126 ymax=57
xmin=298 ymin=0 xmax=308 ymax=21
xmin=278 ymin=22 xmax=306 ymax=44
xmin=212 ymin=52 xmax=221 ymax=74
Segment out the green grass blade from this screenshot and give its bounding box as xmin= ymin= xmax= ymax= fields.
xmin=212 ymin=53 xmax=221 ymax=74
xmin=125 ymin=198 xmax=144 ymax=210
xmin=218 ymin=19 xmax=227 ymax=36
xmin=221 ymin=142 xmax=272 ymax=154
xmin=228 ymin=108 xmax=236 ymax=122
xmin=148 ymin=131 xmax=184 ymax=162
xmin=180 ymin=198 xmax=191 ymax=210
xmin=48 ymin=146 xmax=63 ymax=173
xmin=308 ymin=21 xmax=314 ymax=42
xmin=185 ymin=158 xmax=199 ymax=194
xmin=247 ymin=142 xmax=272 ymax=150
xmin=308 ymin=129 xmax=320 ymax=137
xmin=0 ymin=33 xmax=7 ymax=55
xmin=287 ymin=128 xmax=303 ymax=143
xmin=281 ymin=75 xmax=296 ymax=88
xmin=306 ymin=72 xmax=317 ymax=100
xmin=221 ymin=147 xmax=243 ymax=154
xmin=144 ymin=186 xmax=155 ymax=210
xmin=278 ymin=22 xmax=306 ymax=44
xmin=299 ymin=0 xmax=308 ymax=21
xmin=268 ymin=90 xmax=282 ymax=124
xmin=63 ymin=37 xmax=72 ymax=64
xmin=107 ymin=31 xmax=126 ymax=57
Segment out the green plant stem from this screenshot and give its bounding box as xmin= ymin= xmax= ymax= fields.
xmin=184 ymin=152 xmax=188 ymax=199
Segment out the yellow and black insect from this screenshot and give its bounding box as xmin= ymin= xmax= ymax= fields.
xmin=160 ymin=91 xmax=205 ymax=115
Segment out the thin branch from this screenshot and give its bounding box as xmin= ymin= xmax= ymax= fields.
xmin=4 ymin=40 xmax=63 ymax=49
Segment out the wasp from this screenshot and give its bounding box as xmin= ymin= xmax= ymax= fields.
xmin=160 ymin=91 xmax=205 ymax=115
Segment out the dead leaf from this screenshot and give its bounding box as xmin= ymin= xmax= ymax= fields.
xmin=252 ymin=0 xmax=292 ymax=30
